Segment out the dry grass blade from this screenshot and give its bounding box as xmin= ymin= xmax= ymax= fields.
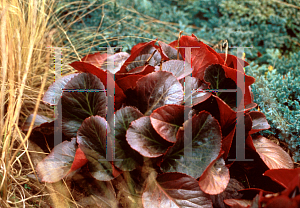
xmin=0 ymin=0 xmax=75 ymax=207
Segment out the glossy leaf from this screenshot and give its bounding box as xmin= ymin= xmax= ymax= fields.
xmin=118 ymin=40 xmax=157 ymax=73
xmin=60 ymin=73 xmax=107 ymax=137
xmin=199 ymin=153 xmax=230 ymax=195
xmin=142 ymin=172 xmax=213 ymax=208
xmin=224 ymin=199 xmax=252 ymax=208
xmin=150 ymin=104 xmax=186 ymax=143
xmin=219 ymin=53 xmax=250 ymax=69
xmin=135 ymin=71 xmax=184 ymax=116
xmin=204 ymin=64 xmax=242 ymax=110
xmin=178 ymin=35 xmax=220 ymax=80
xmin=81 ymin=52 xmax=109 ymax=68
xmin=43 ymin=73 xmax=78 ymax=105
xmin=126 ymin=116 xmax=172 ymax=158
xmin=126 ymin=53 xmax=159 ymax=72
xmin=77 ymin=115 xmax=120 ymax=181
xmin=116 ymin=75 xmax=143 ymax=92
xmin=158 ymin=40 xmax=183 ymax=60
xmin=263 ymin=168 xmax=300 ymax=188
xmin=180 ymin=76 xmax=212 ymax=106
xmin=160 ymin=111 xmax=222 ymax=179
xmin=109 ymin=106 xmax=144 ymax=171
xmin=252 ymin=135 xmax=294 ymax=170
xmin=36 ymin=138 xmax=81 ymax=183
xmin=22 ymin=114 xmax=54 ymax=132
xmin=102 ymin=52 xmax=130 ymax=74
xmin=248 ymin=111 xmax=270 ymax=134
xmin=155 ymin=60 xmax=193 ymax=80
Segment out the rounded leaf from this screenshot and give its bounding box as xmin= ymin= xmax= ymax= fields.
xmin=36 ymin=138 xmax=80 ymax=183
xmin=43 ymin=73 xmax=78 ymax=105
xmin=135 ymin=71 xmax=184 ymax=116
xmin=77 ymin=116 xmax=119 ymax=181
xmin=110 ymin=106 xmax=144 ymax=171
xmin=150 ymin=104 xmax=186 ymax=143
xmin=160 ymin=111 xmax=222 ymax=179
xmin=60 ymin=73 xmax=107 ymax=137
xmin=199 ymin=156 xmax=230 ymax=195
xmin=253 ymin=135 xmax=294 ymax=169
xmin=126 ymin=116 xmax=172 ymax=158
xmin=142 ymin=172 xmax=213 ymax=208
xmin=156 ymin=60 xmax=192 ymax=80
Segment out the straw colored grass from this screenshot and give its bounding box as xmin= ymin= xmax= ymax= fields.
xmin=0 ymin=0 xmax=73 ymax=206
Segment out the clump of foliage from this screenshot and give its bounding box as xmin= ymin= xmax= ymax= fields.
xmin=246 ymin=49 xmax=300 ymax=162
xmin=52 ymin=0 xmax=300 ymax=164
xmin=23 ymin=34 xmax=298 ymax=207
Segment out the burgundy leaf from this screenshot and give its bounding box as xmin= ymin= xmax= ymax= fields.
xmin=115 ymin=65 xmax=155 ymax=81
xmin=77 ymin=115 xmax=120 ymax=181
xmin=223 ymin=198 xmax=251 ymax=208
xmin=115 ymin=75 xmax=143 ymax=92
xmin=36 ymin=138 xmax=79 ymax=183
xmin=160 ymin=111 xmax=222 ymax=179
xmin=252 ymin=135 xmax=294 ymax=169
xmin=101 ymin=52 xmax=130 ymax=74
xmin=60 ymin=73 xmax=107 ymax=137
xmin=43 ymin=73 xmax=78 ymax=105
xmin=125 ymin=53 xmax=159 ymax=72
xmin=22 ymin=114 xmax=54 ymax=132
xmin=118 ymin=40 xmax=157 ymax=73
xmin=69 ymin=62 xmax=126 ymax=110
xmin=179 ymin=76 xmax=212 ymax=106
xmin=248 ymin=111 xmax=270 ymax=134
xmin=135 ymin=71 xmax=184 ymax=116
xmin=158 ymin=40 xmax=183 ymax=60
xmin=150 ymin=104 xmax=186 ymax=143
xmin=154 ymin=60 xmax=193 ymax=80
xmin=209 ymin=178 xmax=244 ymax=208
xmin=219 ymin=53 xmax=250 ymax=69
xmin=178 ymin=35 xmax=220 ymax=80
xmin=142 ymin=172 xmax=213 ymax=208
xmin=126 ymin=116 xmax=172 ymax=158
xmin=109 ymin=106 xmax=144 ymax=171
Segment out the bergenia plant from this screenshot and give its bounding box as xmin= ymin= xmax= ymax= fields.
xmin=24 ymin=34 xmax=296 ymax=208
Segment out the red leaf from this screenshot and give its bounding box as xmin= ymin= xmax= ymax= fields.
xmin=224 ymin=198 xmax=252 ymax=208
xmin=248 ymin=111 xmax=270 ymax=134
xmin=178 ymin=35 xmax=221 ymax=80
xmin=168 ymin=40 xmax=178 ymax=49
xmin=68 ymin=147 xmax=88 ymax=174
xmin=126 ymin=116 xmax=172 ymax=158
xmin=264 ymin=168 xmax=300 ymax=189
xmin=150 ymin=104 xmax=186 ymax=143
xmin=219 ymin=53 xmax=250 ymax=69
xmin=115 ymin=65 xmax=155 ymax=81
xmin=115 ymin=75 xmax=143 ymax=92
xmin=70 ymin=61 xmax=107 ymax=83
xmin=118 ymin=39 xmax=157 ymax=73
xmin=81 ymin=52 xmax=110 ymax=69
